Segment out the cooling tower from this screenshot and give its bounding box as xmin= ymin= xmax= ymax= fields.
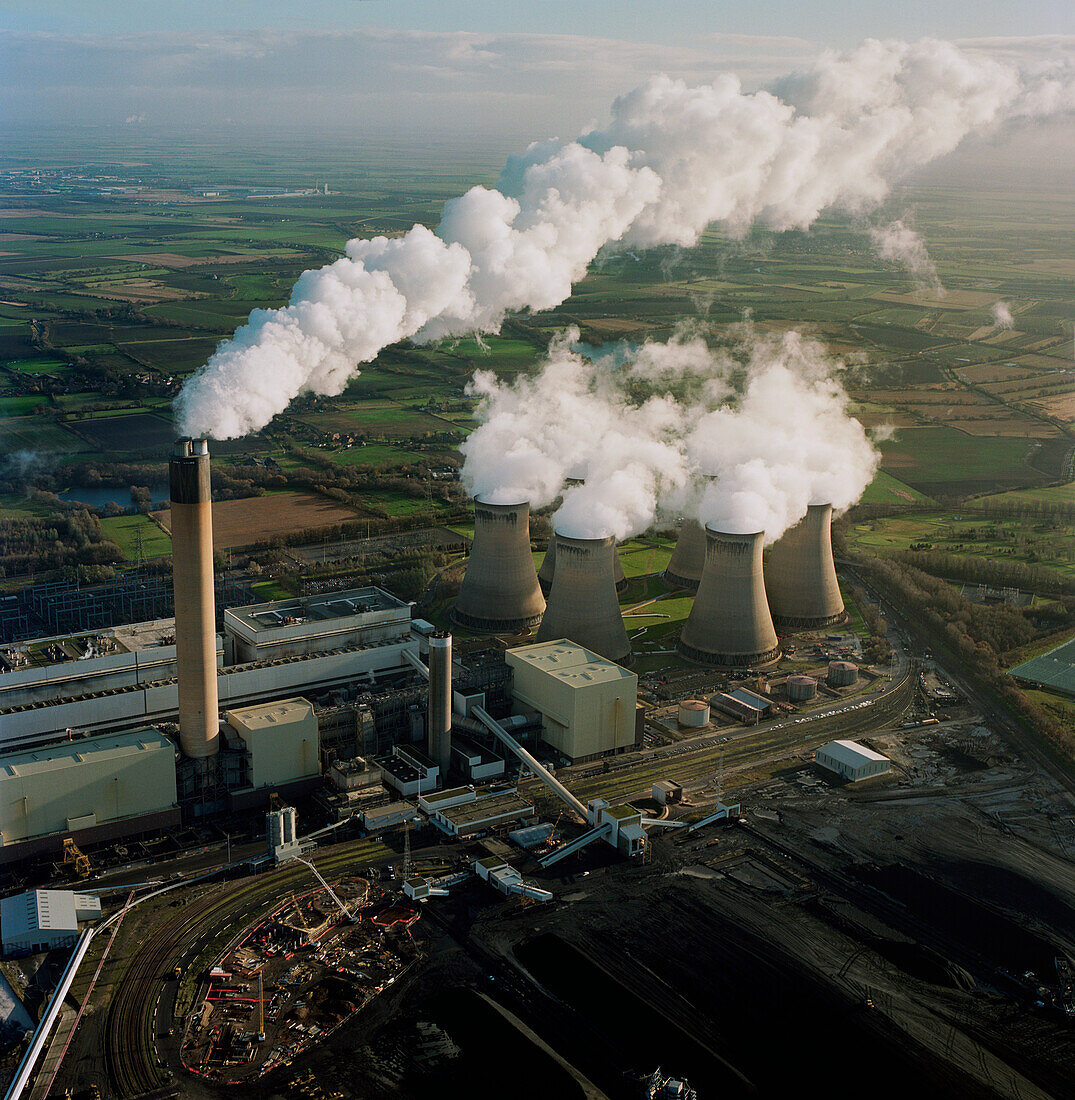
xmin=427 ymin=632 xmax=452 ymax=777
xmin=663 ymin=519 xmax=706 ymax=591
xmin=536 ymin=533 xmax=631 ymax=664
xmin=540 ymin=533 xmax=626 ymax=594
xmin=452 ymin=497 xmax=545 ymax=633
xmin=678 ymin=527 xmax=780 ymax=667
xmin=764 ymin=503 xmax=846 ymax=630
xmin=169 ymin=438 xmax=219 ymax=759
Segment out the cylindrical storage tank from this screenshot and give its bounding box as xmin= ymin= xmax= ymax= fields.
xmin=663 ymin=519 xmax=706 ymax=591
xmin=427 ymin=632 xmax=452 ymax=776
xmin=678 ymin=699 xmax=711 ymax=727
xmin=678 ymin=527 xmax=780 ymax=667
xmin=540 ymin=532 xmax=626 ymax=594
xmin=828 ymin=661 xmax=859 ymax=688
xmin=536 ymin=533 xmax=631 ymax=664
xmin=452 ymin=497 xmax=545 ymax=633
xmin=764 ymin=503 xmax=846 ymax=630
xmin=169 ymin=438 xmax=219 ymax=759
xmin=787 ymin=675 xmax=818 ymax=702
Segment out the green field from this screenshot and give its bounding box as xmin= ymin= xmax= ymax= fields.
xmin=859 ymin=470 xmax=936 ymax=506
xmin=98 ymin=514 xmax=173 ymax=559
xmin=878 ymin=427 xmax=1043 ymax=487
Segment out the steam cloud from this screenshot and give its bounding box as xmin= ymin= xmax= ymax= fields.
xmin=175 ymin=38 xmax=1075 ymax=439
xmin=869 ymin=220 xmax=945 ymax=296
xmin=992 ymin=300 xmax=1015 ymax=327
xmin=461 ymin=324 xmax=879 ymax=543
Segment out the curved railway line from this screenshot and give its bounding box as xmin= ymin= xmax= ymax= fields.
xmin=104 ymin=837 xmax=393 ymax=1097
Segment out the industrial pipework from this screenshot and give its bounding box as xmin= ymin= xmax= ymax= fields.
xmin=169 ymin=438 xmax=220 ymax=759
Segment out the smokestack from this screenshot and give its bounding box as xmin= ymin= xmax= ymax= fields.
xmin=169 ymin=438 xmax=219 ymax=758
xmin=428 ymin=632 xmax=452 ymax=777
xmin=764 ymin=503 xmax=846 ymax=630
xmin=536 ymin=533 xmax=631 ymax=664
xmin=678 ymin=527 xmax=779 ymax=667
xmin=663 ymin=519 xmax=706 ymax=591
xmin=452 ymin=497 xmax=545 ymax=633
xmin=540 ymin=532 xmax=626 ymax=595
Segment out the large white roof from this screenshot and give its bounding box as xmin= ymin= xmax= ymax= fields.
xmin=819 ymin=740 xmax=889 ymax=766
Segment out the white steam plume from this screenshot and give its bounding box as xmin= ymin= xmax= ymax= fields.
xmin=992 ymin=300 xmax=1015 ymax=327
xmin=460 ymin=325 xmax=878 ymax=543
xmin=175 ymin=38 xmax=1075 ymax=439
xmin=869 ymin=220 xmax=945 ymax=296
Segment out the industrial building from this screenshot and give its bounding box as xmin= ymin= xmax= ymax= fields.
xmin=0 ymin=730 xmax=179 ymax=864
xmin=223 ymin=698 xmax=320 ymax=795
xmin=536 ymin=534 xmax=631 ymax=664
xmin=452 ymin=497 xmax=545 ymax=633
xmin=506 ymin=640 xmax=640 ymax=762
xmin=764 ymin=503 xmax=846 ymax=630
xmin=1 ymin=890 xmax=101 ymax=955
xmin=815 ymin=740 xmax=891 ymax=781
xmin=377 ymin=744 xmax=440 ymax=798
xmin=422 ymin=785 xmax=535 ymax=838
xmin=679 ymin=528 xmax=780 ymax=668
xmin=663 ymin=519 xmax=706 ymax=591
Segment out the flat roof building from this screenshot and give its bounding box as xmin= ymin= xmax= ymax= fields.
xmin=426 ymin=786 xmax=535 ymax=838
xmin=225 ymin=586 xmax=411 ymax=663
xmin=1 ymin=890 xmax=101 ymax=955
xmin=0 ymin=729 xmax=178 ymax=863
xmin=225 ymin=697 xmax=320 ymax=792
xmin=816 ymin=740 xmax=891 ymax=782
xmin=506 ymin=640 xmax=639 ymax=762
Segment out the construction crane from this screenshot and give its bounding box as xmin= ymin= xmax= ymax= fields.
xmin=294 ymin=856 xmax=359 ymax=923
xmin=62 ymin=838 xmax=91 ymax=879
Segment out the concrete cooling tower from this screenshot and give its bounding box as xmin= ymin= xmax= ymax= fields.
xmin=663 ymin=519 xmax=706 ymax=591
xmin=678 ymin=527 xmax=780 ymax=667
xmin=540 ymin=533 xmax=626 ymax=595
xmin=452 ymin=497 xmax=546 ymax=633
xmin=764 ymin=503 xmax=846 ymax=630
xmin=169 ymin=438 xmax=220 ymax=759
xmin=536 ymin=533 xmax=631 ymax=664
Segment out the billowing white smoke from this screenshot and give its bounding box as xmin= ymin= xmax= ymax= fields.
xmin=461 ymin=326 xmax=878 ymax=543
xmin=992 ymin=300 xmax=1015 ymax=328
xmin=175 ymin=38 xmax=1075 ymax=439
xmin=869 ymin=220 xmax=945 ymax=295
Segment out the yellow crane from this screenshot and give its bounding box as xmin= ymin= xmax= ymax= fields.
xmin=62 ymin=838 xmax=91 ymax=879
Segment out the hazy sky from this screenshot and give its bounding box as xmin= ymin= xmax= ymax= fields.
xmin=1 ymin=1 xmax=1072 ymax=156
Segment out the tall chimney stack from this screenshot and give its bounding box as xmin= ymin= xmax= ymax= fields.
xmin=427 ymin=632 xmax=452 ymax=777
xmin=663 ymin=518 xmax=706 ymax=591
xmin=169 ymin=438 xmax=219 ymax=759
xmin=536 ymin=533 xmax=631 ymax=664
xmin=540 ymin=532 xmax=626 ymax=595
xmin=678 ymin=527 xmax=780 ymax=667
xmin=452 ymin=497 xmax=545 ymax=633
xmin=764 ymin=503 xmax=846 ymax=630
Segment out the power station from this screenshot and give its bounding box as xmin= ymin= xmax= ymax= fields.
xmin=540 ymin=532 xmax=626 ymax=595
xmin=764 ymin=502 xmax=846 ymax=630
xmin=0 ymin=440 xmax=858 ymax=869
xmin=536 ymin=534 xmax=632 ymax=665
xmin=451 ymin=497 xmax=545 ymax=633
xmin=678 ymin=527 xmax=780 ymax=667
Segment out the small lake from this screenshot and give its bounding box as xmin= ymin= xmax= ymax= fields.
xmin=58 ymin=484 xmax=169 ymax=510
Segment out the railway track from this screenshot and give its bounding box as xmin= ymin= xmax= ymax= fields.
xmin=103 ymin=837 xmax=395 ymax=1097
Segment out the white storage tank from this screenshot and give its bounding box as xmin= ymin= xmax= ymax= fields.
xmin=827 ymin=661 xmax=859 ymax=688
xmin=787 ymin=675 xmax=818 ymax=702
xmin=677 ymin=699 xmax=711 ymax=727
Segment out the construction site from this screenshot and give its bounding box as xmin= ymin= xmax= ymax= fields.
xmin=1 ymin=443 xmax=1074 ymax=1100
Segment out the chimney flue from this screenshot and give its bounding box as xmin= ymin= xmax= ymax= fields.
xmin=428 ymin=632 xmax=452 ymax=777
xmin=169 ymin=437 xmax=219 ymax=759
